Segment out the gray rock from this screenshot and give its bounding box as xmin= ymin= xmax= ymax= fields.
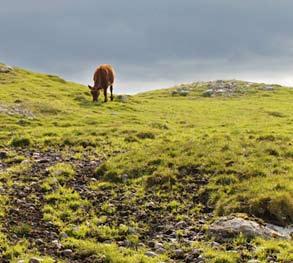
xmin=185 ymin=248 xmax=202 ymax=262
xmin=154 ymin=242 xmax=164 ymax=250
xmin=171 ymin=90 xmax=178 ymax=96
xmin=127 ymin=227 xmax=136 ymax=234
xmin=154 ymin=242 xmax=165 ymax=254
xmin=35 ymin=238 xmax=44 ymax=245
xmin=202 ymin=89 xmax=213 ymax=97
xmin=215 ymin=88 xmax=226 ymax=94
xmin=266 ymin=223 xmax=293 ymax=239
xmin=62 ymin=249 xmax=73 ymax=256
xmin=175 ymin=221 xmax=187 ymax=228
xmin=190 ymin=249 xmax=201 ymax=257
xmin=29 ymin=258 xmax=43 ymax=263
xmin=145 ymin=251 xmax=158 ymax=257
xmin=60 ymin=232 xmax=69 ymax=239
xmin=122 ymin=173 xmax=128 ymax=183
xmin=197 ymin=255 xmax=205 ymax=262
xmin=211 ymin=241 xmax=221 ymax=247
xmin=174 ymin=249 xmax=184 ymax=258
xmin=209 ymin=216 xmax=292 ymax=240
xmin=156 ymin=247 xmax=166 ymax=254
xmin=51 ymin=239 xmax=62 ymax=249
xmin=262 ymin=85 xmax=274 ymax=91
xmin=177 ymin=89 xmax=189 ymax=96
xmin=171 ymin=88 xmax=189 ymax=96
xmin=0 ymin=65 xmax=13 ymax=73
xmin=36 ymin=158 xmax=50 ymax=163
xmin=117 ymin=241 xmax=124 ymax=246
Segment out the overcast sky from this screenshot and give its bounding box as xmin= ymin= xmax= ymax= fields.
xmin=1 ymin=0 xmax=293 ymax=93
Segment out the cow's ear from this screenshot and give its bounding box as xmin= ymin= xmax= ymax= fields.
xmin=88 ymin=85 xmax=93 ymax=90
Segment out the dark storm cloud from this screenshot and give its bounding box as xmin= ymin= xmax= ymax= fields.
xmin=1 ymin=0 xmax=293 ymax=92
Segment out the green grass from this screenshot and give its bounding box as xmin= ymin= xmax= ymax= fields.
xmin=1 ymin=66 xmax=293 ymax=261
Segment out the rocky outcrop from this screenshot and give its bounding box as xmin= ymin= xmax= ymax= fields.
xmin=202 ymin=80 xmax=245 ymax=97
xmin=209 ymin=216 xmax=293 ymax=240
xmin=202 ymin=80 xmax=276 ymax=97
xmin=0 ymin=64 xmax=13 ymax=73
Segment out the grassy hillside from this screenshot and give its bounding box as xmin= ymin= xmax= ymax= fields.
xmin=0 ymin=66 xmax=293 ymax=262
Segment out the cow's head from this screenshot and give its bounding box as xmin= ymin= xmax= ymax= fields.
xmin=88 ymin=85 xmax=100 ymax=102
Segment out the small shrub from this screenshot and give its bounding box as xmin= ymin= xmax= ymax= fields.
xmin=34 ymin=103 xmax=61 ymax=115
xmin=62 ymin=137 xmax=75 ymax=146
xmin=267 ymin=111 xmax=286 ymax=118
xmin=48 ymin=163 xmax=75 ymax=184
xmin=2 ymin=240 xmax=29 ymax=260
xmin=266 ymin=192 xmax=293 ymax=225
xmin=124 ymin=136 xmax=138 ymax=143
xmin=257 ymin=135 xmax=276 ymax=141
xmin=137 ymin=132 xmax=155 ymax=139
xmin=126 ymin=234 xmax=140 ymax=248
xmin=47 ymin=74 xmax=66 ymax=83
xmin=265 ymin=147 xmax=280 ymax=156
xmin=151 ymin=122 xmax=169 ymax=130
xmin=10 ymin=137 xmax=31 ymax=147
xmin=146 ymin=168 xmax=176 ymax=188
xmin=214 ymin=175 xmax=238 ymax=186
xmin=95 ymin=164 xmax=108 ymax=177
xmin=167 ymin=200 xmax=180 ymax=211
xmin=12 ymin=223 xmax=31 ymax=237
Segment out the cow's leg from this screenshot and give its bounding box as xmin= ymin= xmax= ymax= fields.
xmin=104 ymin=88 xmax=108 ymax=102
xmin=110 ymin=85 xmax=114 ymax=101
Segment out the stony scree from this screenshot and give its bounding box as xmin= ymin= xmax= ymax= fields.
xmin=201 ymin=80 xmax=276 ymax=97
xmin=202 ymin=80 xmax=244 ymax=97
xmin=0 ymin=104 xmax=35 ymax=118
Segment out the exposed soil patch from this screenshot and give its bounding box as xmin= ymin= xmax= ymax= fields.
xmin=1 ymin=148 xmax=213 ymax=262
xmin=67 ymin=168 xmax=212 ymax=261
xmin=0 ymin=150 xmax=101 ymax=262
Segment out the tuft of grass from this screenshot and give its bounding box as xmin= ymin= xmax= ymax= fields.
xmin=47 ymin=163 xmax=75 ymax=182
xmin=43 ymin=187 xmax=90 ymax=227
xmin=254 ymin=238 xmax=293 ymax=262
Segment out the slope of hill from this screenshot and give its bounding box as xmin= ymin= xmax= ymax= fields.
xmin=0 ymin=64 xmax=293 ymax=262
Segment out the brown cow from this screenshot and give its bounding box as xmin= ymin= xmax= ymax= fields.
xmin=88 ymin=64 xmax=115 ymax=102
